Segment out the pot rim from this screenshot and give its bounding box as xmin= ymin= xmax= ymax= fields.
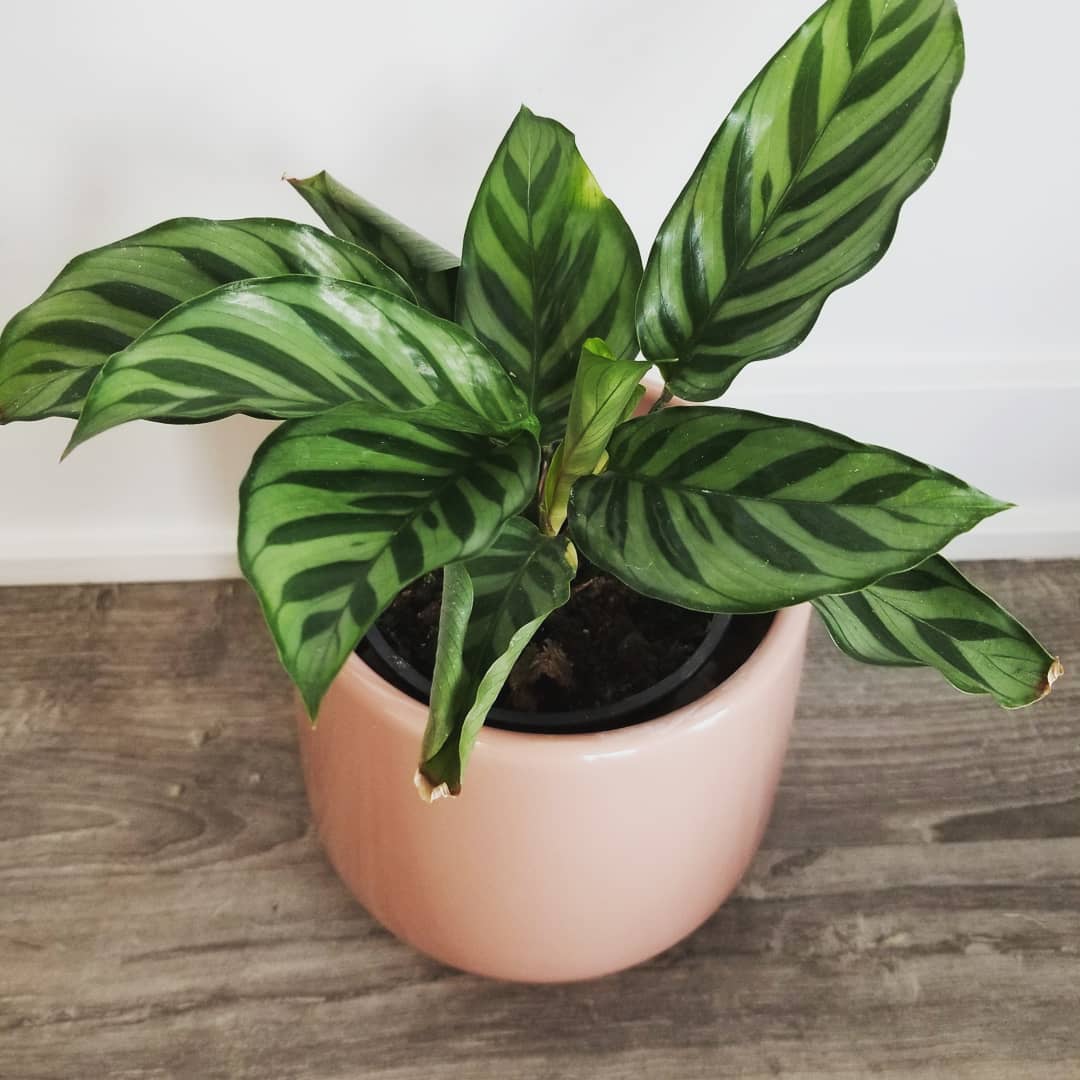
xmin=335 ymin=602 xmax=812 ymax=763
xmin=364 ymin=610 xmax=733 ymax=733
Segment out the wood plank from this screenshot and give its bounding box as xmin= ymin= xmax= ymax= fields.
xmin=0 ymin=561 xmax=1077 ymax=1079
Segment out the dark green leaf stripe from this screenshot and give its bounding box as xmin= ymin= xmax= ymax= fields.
xmin=239 ymin=403 xmax=540 ymax=717
xmin=419 ymin=517 xmax=575 ymax=797
xmin=66 ymin=276 xmax=536 ymax=454
xmin=0 ymin=218 xmax=415 ymax=422
xmin=637 ymin=0 xmax=964 ymax=400
xmin=289 ymin=170 xmax=459 ymax=318
xmin=567 ymin=406 xmax=1008 ymax=613
xmin=814 ymin=556 xmax=1063 ymax=708
xmin=456 ymin=107 xmax=643 ymax=442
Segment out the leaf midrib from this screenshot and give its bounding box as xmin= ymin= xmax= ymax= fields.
xmin=866 ymin=589 xmax=1040 ymax=695
xmin=465 ymin=535 xmax=561 ymax=699
xmin=524 ymin=126 xmax=542 ymax=416
xmin=678 ymin=4 xmax=928 ymax=359
xmin=602 ymin=468 xmax=985 ymax=514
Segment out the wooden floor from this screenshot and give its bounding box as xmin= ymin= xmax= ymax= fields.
xmin=0 ymin=560 xmax=1077 ymax=1079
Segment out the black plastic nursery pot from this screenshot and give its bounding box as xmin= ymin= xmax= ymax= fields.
xmin=356 ymin=563 xmax=777 ymax=735
xmin=363 ymin=612 xmax=735 ymax=735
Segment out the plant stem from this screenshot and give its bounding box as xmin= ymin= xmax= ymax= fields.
xmin=649 ymin=386 xmax=674 ymax=414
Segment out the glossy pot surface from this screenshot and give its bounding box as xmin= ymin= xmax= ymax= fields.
xmin=297 ymin=602 xmax=811 ymax=982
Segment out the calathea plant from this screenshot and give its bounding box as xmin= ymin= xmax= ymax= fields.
xmin=0 ymin=0 xmax=1061 ymax=799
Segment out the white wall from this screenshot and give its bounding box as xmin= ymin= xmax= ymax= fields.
xmin=1 ymin=0 xmax=1077 ymax=583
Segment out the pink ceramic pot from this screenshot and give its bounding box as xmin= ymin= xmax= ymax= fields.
xmin=296 ymin=602 xmax=811 ymax=983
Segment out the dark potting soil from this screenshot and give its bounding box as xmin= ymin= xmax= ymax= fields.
xmin=368 ymin=567 xmax=772 ymax=721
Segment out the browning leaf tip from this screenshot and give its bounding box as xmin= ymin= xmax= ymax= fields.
xmin=1040 ymin=657 xmax=1065 ymax=700
xmin=414 ymin=768 xmax=453 ymax=804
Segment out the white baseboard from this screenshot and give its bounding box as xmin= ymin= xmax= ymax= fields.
xmin=0 ymin=529 xmax=242 ymax=585
xmin=943 ymin=504 xmax=1080 ymax=561
xmin=3 ymin=514 xmax=1074 ymax=588
xmin=1 ymin=353 xmax=1076 ymax=586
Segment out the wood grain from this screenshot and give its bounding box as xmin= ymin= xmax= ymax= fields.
xmin=0 ymin=561 xmax=1077 ymax=1079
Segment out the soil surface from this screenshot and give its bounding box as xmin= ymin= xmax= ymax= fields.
xmin=371 ymin=566 xmax=770 ymax=722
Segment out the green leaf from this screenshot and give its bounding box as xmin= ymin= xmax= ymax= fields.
xmin=418 ymin=517 xmax=576 ymax=798
xmin=637 ymin=0 xmax=965 ymax=400
xmin=289 ymin=170 xmax=458 ymax=318
xmin=567 ymin=405 xmax=1008 ymax=613
xmin=239 ymin=402 xmax=541 ymax=717
xmin=540 ymin=338 xmax=648 ymax=535
xmin=66 ymin=275 xmax=536 ymax=454
xmin=0 ymin=217 xmax=415 ymax=422
xmin=814 ymin=556 xmax=1063 ymax=708
xmin=456 ymin=106 xmax=643 ymax=442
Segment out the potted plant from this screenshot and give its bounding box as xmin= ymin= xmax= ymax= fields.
xmin=0 ymin=0 xmax=1061 ymax=982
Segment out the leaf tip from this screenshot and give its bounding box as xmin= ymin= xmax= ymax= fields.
xmin=299 ymin=682 xmax=326 ymax=724
xmin=581 ymin=336 xmax=616 ymax=361
xmin=63 ymin=402 xmax=107 ymax=458
xmin=1039 ymin=657 xmax=1065 ymax=700
xmin=982 ymin=495 xmax=1016 ymax=517
xmin=965 ymin=492 xmax=1016 ymax=527
xmin=285 ymin=169 xmax=327 ymax=191
xmin=564 ymin=540 xmax=579 ymax=573
xmin=60 ymin=427 xmax=86 ymax=460
xmin=414 ymin=768 xmax=455 ymax=804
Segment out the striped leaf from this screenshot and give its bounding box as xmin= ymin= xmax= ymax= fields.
xmin=418 ymin=518 xmax=576 ymax=799
xmin=637 ymin=0 xmax=965 ymax=400
xmin=456 ymin=106 xmax=643 ymax=442
xmin=567 ymin=406 xmax=1008 ymax=613
xmin=239 ymin=403 xmax=540 ymax=717
xmin=289 ymin=170 xmax=458 ymax=318
xmin=814 ymin=556 xmax=1063 ymax=708
xmin=0 ymin=217 xmax=414 ymax=422
xmin=540 ymin=338 xmax=647 ymax=535
xmin=66 ymin=276 xmax=536 ymax=454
